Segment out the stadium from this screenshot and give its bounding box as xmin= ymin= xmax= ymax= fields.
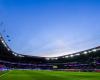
xmin=0 ymin=34 xmax=100 ymax=80
xmin=0 ymin=0 xmax=100 ymax=80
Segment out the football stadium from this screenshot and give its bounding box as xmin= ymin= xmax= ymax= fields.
xmin=0 ymin=0 xmax=100 ymax=80
xmin=0 ymin=34 xmax=100 ymax=80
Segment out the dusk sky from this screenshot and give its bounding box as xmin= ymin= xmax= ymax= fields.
xmin=0 ymin=0 xmax=100 ymax=57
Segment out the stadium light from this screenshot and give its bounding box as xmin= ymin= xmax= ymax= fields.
xmin=75 ymin=53 xmax=80 ymax=56
xmin=65 ymin=56 xmax=68 ymax=58
xmin=83 ymin=51 xmax=88 ymax=54
xmin=18 ymin=54 xmax=24 ymax=57
xmin=70 ymin=55 xmax=74 ymax=57
xmin=48 ymin=57 xmax=58 ymax=60
xmin=14 ymin=53 xmax=18 ymax=56
xmin=92 ymin=49 xmax=97 ymax=52
xmin=7 ymin=48 xmax=10 ymax=51
xmin=45 ymin=58 xmax=50 ymax=60
xmin=1 ymin=40 xmax=7 ymax=47
xmin=88 ymin=50 xmax=92 ymax=53
xmin=54 ymin=58 xmax=58 ymax=60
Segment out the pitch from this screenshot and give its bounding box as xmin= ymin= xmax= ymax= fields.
xmin=0 ymin=70 xmax=100 ymax=80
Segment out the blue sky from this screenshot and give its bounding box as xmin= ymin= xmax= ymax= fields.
xmin=0 ymin=0 xmax=100 ymax=57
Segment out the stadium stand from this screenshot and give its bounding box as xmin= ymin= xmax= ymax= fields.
xmin=0 ymin=34 xmax=100 ymax=72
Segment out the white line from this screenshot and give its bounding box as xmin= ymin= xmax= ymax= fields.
xmin=0 ymin=70 xmax=11 ymax=78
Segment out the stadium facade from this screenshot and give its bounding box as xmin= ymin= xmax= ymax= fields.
xmin=0 ymin=34 xmax=100 ymax=72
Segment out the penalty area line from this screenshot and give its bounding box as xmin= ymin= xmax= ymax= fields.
xmin=0 ymin=70 xmax=11 ymax=78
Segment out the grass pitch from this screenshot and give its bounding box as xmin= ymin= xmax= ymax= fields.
xmin=0 ymin=70 xmax=100 ymax=80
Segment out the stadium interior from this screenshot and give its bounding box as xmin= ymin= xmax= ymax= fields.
xmin=0 ymin=34 xmax=100 ymax=72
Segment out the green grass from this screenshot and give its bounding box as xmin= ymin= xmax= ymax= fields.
xmin=0 ymin=70 xmax=100 ymax=80
xmin=0 ymin=71 xmax=8 ymax=76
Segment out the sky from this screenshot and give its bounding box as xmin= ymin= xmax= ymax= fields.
xmin=0 ymin=0 xmax=100 ymax=57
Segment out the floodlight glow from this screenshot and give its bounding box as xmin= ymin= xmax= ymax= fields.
xmin=83 ymin=51 xmax=88 ymax=54
xmin=92 ymin=49 xmax=97 ymax=52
